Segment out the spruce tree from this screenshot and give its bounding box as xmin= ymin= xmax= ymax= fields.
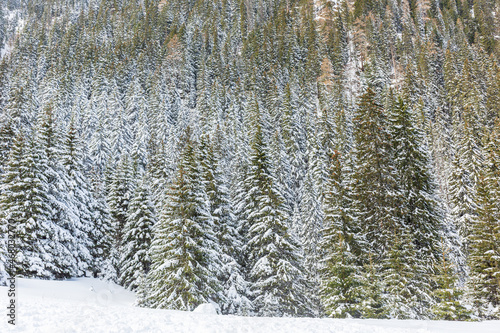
xmin=36 ymin=105 xmax=82 ymax=278
xmin=389 ymin=96 xmax=442 ymax=260
xmin=61 ymin=120 xmax=95 ymax=276
xmin=467 ymin=135 xmax=500 ymax=319
xmin=106 ymin=154 xmax=135 ymax=278
xmin=0 ymin=119 xmax=15 ymax=174
xmin=381 ymin=229 xmax=420 ymax=319
xmin=360 ymin=254 xmax=387 ymax=319
xmin=299 ymin=134 xmax=325 ymax=316
xmin=320 ymin=150 xmax=364 ymax=318
xmin=351 ymin=87 xmax=398 ymax=257
xmin=432 ymin=240 xmax=471 ymax=321
xmin=0 ymin=133 xmax=54 ymax=278
xmin=147 ymin=129 xmax=221 ymax=310
xmin=388 ymin=96 xmax=444 ymax=318
xmin=199 ymin=135 xmax=252 ymax=315
xmin=119 ymin=176 xmax=156 ymax=291
xmin=244 ymin=121 xmax=311 ymax=317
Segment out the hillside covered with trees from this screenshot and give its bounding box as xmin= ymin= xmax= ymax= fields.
xmin=0 ymin=0 xmax=499 ymax=320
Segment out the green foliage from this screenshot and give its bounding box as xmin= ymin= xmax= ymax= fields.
xmin=432 ymin=241 xmax=472 ymax=321
xmin=147 ymin=129 xmax=221 ymax=310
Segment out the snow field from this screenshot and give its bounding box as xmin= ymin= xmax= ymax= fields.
xmin=0 ymin=278 xmax=499 ymax=333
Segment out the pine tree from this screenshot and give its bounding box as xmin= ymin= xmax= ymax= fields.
xmin=119 ymin=176 xmax=156 ymax=291
xmin=0 ymin=133 xmax=54 ymax=278
xmin=106 ymin=154 xmax=135 ymax=276
xmin=0 ymin=119 xmax=15 ymax=174
xmin=432 ymin=240 xmax=471 ymax=321
xmin=244 ymin=121 xmax=311 ymax=317
xmin=35 ymin=106 xmax=84 ymax=279
xmin=467 ymin=128 xmax=500 ymax=318
xmin=61 ymin=119 xmax=95 ymax=276
xmin=199 ymin=135 xmax=252 ymax=315
xmin=389 ymin=96 xmax=443 ymax=260
xmin=351 ymin=87 xmax=398 ymax=257
xmin=360 ymin=254 xmax=387 ymax=319
xmin=299 ymin=133 xmax=325 ymax=316
xmin=147 ymin=129 xmax=221 ymax=310
xmin=381 ymin=229 xmax=420 ymax=319
xmin=320 ymin=150 xmax=364 ymax=318
xmin=388 ymin=96 xmax=444 ymax=318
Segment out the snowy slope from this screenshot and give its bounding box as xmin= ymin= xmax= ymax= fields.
xmin=1 ymin=278 xmax=499 ymax=333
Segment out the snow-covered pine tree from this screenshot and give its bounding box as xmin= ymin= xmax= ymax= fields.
xmin=381 ymin=228 xmax=420 ymax=319
xmin=448 ymin=59 xmax=484 ymax=250
xmin=389 ymin=95 xmax=442 ymax=259
xmin=388 ymin=95 xmax=444 ymax=318
xmin=119 ymin=176 xmax=156 ymax=291
xmin=431 ymin=239 xmax=471 ymax=320
xmin=106 ymin=153 xmax=135 ymax=279
xmin=199 ymin=135 xmax=252 ymax=315
xmin=351 ymin=87 xmax=398 ymax=257
xmin=125 ymin=73 xmax=150 ymax=171
xmin=61 ymin=119 xmax=95 ymax=276
xmin=467 ymin=125 xmax=500 ymax=319
xmin=244 ymin=119 xmax=312 ymax=317
xmin=350 ymin=87 xmax=401 ymax=318
xmin=320 ymin=150 xmax=364 ymax=318
xmin=0 ymin=133 xmax=54 ymax=278
xmin=36 ymin=105 xmax=83 ymax=278
xmin=0 ymin=119 xmax=15 ymax=174
xmin=88 ymin=180 xmax=114 ymax=279
xmin=281 ymin=82 xmax=307 ymax=234
xmin=147 ymin=128 xmax=221 ymax=311
xmin=360 ymin=253 xmax=387 ymax=319
xmin=299 ymin=131 xmax=325 ymax=317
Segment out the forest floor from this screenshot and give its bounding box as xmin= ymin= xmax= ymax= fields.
xmin=1 ymin=278 xmax=499 ymax=332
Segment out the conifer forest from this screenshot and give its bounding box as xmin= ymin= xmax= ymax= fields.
xmin=1 ymin=0 xmax=500 ymax=321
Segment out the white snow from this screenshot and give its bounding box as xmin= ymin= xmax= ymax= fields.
xmin=1 ymin=278 xmax=499 ymax=332
xmin=193 ymin=303 xmax=218 ymax=315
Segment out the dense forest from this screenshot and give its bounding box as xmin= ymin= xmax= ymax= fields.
xmin=0 ymin=0 xmax=499 ymax=320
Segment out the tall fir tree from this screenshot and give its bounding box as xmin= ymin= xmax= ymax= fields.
xmin=119 ymin=176 xmax=156 ymax=291
xmin=0 ymin=133 xmax=55 ymax=278
xmin=243 ymin=119 xmax=312 ymax=317
xmin=467 ymin=126 xmax=500 ymax=319
xmin=147 ymin=129 xmax=221 ymax=310
xmin=432 ymin=240 xmax=471 ymax=320
xmin=106 ymin=154 xmax=135 ymax=279
xmin=199 ymin=135 xmax=252 ymax=315
xmin=351 ymin=87 xmax=398 ymax=257
xmin=320 ymin=150 xmax=364 ymax=318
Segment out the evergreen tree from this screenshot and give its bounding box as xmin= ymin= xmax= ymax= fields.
xmin=35 ymin=106 xmax=84 ymax=278
xmin=381 ymin=229 xmax=420 ymax=319
xmin=0 ymin=119 xmax=15 ymax=174
xmin=0 ymin=133 xmax=55 ymax=278
xmin=389 ymin=96 xmax=442 ymax=260
xmin=388 ymin=96 xmax=444 ymax=318
xmin=106 ymin=154 xmax=135 ymax=278
xmin=432 ymin=240 xmax=471 ymax=321
xmin=244 ymin=121 xmax=311 ymax=317
xmin=351 ymin=87 xmax=398 ymax=257
xmin=61 ymin=119 xmax=95 ymax=276
xmin=147 ymin=129 xmax=221 ymax=310
xmin=467 ymin=128 xmax=500 ymax=318
xmin=199 ymin=135 xmax=252 ymax=315
xmin=119 ymin=176 xmax=156 ymax=291
xmin=360 ymin=254 xmax=387 ymax=319
xmin=299 ymin=134 xmax=325 ymax=316
xmin=320 ymin=150 xmax=364 ymax=318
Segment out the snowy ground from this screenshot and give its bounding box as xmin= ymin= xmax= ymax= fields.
xmin=1 ymin=278 xmax=499 ymax=333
